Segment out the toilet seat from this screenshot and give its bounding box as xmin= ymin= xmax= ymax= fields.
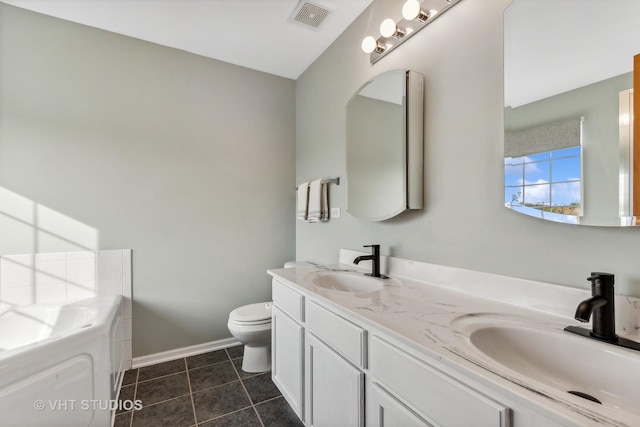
xmin=229 ymin=302 xmax=272 ymax=325
xmin=229 ymin=318 xmax=271 ymax=327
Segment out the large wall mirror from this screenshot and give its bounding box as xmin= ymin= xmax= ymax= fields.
xmin=504 ymin=0 xmax=640 ymax=226
xmin=346 ymin=69 xmax=424 ymax=221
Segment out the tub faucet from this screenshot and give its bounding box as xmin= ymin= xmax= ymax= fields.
xmin=353 ymin=244 xmax=387 ymax=279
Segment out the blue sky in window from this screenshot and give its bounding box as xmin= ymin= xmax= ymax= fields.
xmin=504 ymin=147 xmax=581 ymax=207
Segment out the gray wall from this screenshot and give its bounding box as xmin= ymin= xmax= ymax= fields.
xmin=296 ymin=0 xmax=640 ymax=296
xmin=0 ymin=4 xmax=295 ymax=356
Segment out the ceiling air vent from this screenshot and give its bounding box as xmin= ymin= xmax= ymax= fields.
xmin=289 ymin=1 xmax=332 ymax=30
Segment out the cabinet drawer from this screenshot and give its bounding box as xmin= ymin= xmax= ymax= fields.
xmin=369 ymin=335 xmax=510 ymax=427
xmin=306 ymin=300 xmax=365 ymax=368
xmin=272 ymin=280 xmax=304 ymax=322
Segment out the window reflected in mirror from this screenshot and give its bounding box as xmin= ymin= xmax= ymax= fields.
xmin=505 ymin=146 xmax=582 ymax=223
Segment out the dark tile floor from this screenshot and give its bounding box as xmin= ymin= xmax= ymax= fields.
xmin=115 ymin=345 xmax=303 ymax=427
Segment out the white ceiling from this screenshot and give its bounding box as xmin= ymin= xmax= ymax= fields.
xmin=0 ymin=0 xmax=373 ymax=79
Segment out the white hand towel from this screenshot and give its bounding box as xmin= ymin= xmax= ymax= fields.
xmin=307 ymin=179 xmax=323 ymax=222
xmin=297 ymin=182 xmax=309 ymax=221
xmin=320 ymin=182 xmax=329 ymax=221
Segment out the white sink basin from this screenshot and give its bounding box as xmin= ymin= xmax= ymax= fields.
xmin=452 ymin=314 xmax=640 ymax=416
xmin=307 ymin=271 xmax=399 ymax=293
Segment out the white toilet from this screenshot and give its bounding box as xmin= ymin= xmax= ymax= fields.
xmin=227 ymin=261 xmax=312 ymax=373
xmin=227 ymin=302 xmax=273 ymax=372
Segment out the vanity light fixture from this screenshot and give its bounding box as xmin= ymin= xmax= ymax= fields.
xmin=361 ymin=0 xmax=464 ymax=64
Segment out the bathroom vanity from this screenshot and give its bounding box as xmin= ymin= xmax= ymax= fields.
xmin=268 ymin=250 xmax=640 ymax=427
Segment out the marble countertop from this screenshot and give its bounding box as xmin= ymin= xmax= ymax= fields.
xmin=267 ymin=252 xmax=640 ymax=427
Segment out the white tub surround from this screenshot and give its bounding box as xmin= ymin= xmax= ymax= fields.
xmin=0 ymin=296 xmax=123 ymax=427
xmin=268 ymin=250 xmax=640 ymax=427
xmin=0 ymin=249 xmax=133 ymax=369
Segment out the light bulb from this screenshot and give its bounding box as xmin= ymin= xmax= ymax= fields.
xmin=402 ymin=0 xmax=422 ymax=20
xmin=380 ymin=18 xmax=405 ymax=38
xmin=379 ymin=19 xmax=396 ymax=37
xmin=403 ymin=0 xmax=433 ymax=22
xmin=361 ymin=36 xmax=378 ymax=53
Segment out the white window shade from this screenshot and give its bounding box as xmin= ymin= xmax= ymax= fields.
xmin=505 ymin=118 xmax=582 ymax=158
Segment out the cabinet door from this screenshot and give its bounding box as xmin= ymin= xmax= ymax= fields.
xmin=306 ymin=332 xmax=364 ymax=427
xmin=272 ymin=305 xmax=304 ymax=420
xmin=367 ymin=381 xmax=432 ymax=427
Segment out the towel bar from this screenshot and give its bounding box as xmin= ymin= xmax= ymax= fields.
xmin=296 ymin=177 xmax=340 ymax=189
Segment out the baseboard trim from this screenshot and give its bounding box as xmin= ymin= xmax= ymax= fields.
xmin=132 ymin=337 xmax=241 ymax=368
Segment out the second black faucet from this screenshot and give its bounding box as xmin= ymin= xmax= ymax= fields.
xmin=564 ymin=272 xmax=640 ymax=351
xmin=353 ymin=244 xmax=388 ymax=279
xmin=573 ymin=273 xmax=617 ymax=342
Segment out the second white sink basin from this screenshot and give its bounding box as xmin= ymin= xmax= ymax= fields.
xmin=452 ymin=314 xmax=640 ymax=417
xmin=307 ymin=271 xmax=399 ymax=293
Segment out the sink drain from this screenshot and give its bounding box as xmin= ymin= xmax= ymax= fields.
xmin=567 ymin=391 xmax=602 ymax=404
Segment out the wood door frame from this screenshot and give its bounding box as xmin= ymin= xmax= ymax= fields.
xmin=634 ymin=55 xmax=640 ymax=220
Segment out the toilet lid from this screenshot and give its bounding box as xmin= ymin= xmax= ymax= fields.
xmin=229 ymin=302 xmax=272 ymax=323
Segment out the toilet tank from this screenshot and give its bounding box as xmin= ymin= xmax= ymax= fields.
xmin=284 ymin=261 xmax=316 ymax=268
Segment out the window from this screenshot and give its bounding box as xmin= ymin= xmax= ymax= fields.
xmin=505 ymin=146 xmax=581 ymax=223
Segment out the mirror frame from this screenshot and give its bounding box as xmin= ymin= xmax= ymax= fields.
xmin=345 ymin=69 xmax=424 ymax=221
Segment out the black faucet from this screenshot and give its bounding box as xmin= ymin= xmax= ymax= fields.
xmin=353 ymin=244 xmax=388 ymax=279
xmin=575 ymin=273 xmax=617 ymax=341
xmin=565 ymin=272 xmax=640 ymax=351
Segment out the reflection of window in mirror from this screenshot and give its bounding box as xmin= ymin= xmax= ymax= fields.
xmin=505 ymin=147 xmax=582 ymax=223
xmin=504 ymin=117 xmax=583 ymax=224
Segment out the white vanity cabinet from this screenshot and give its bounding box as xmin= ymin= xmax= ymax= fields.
xmin=271 ymin=280 xmax=305 ymax=420
xmin=271 ymin=274 xmax=565 ymax=427
xmin=272 ymin=278 xmax=366 ymax=426
xmin=305 ymin=300 xmax=365 ymax=427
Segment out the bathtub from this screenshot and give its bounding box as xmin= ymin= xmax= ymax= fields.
xmin=0 ymin=295 xmax=124 ymax=427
